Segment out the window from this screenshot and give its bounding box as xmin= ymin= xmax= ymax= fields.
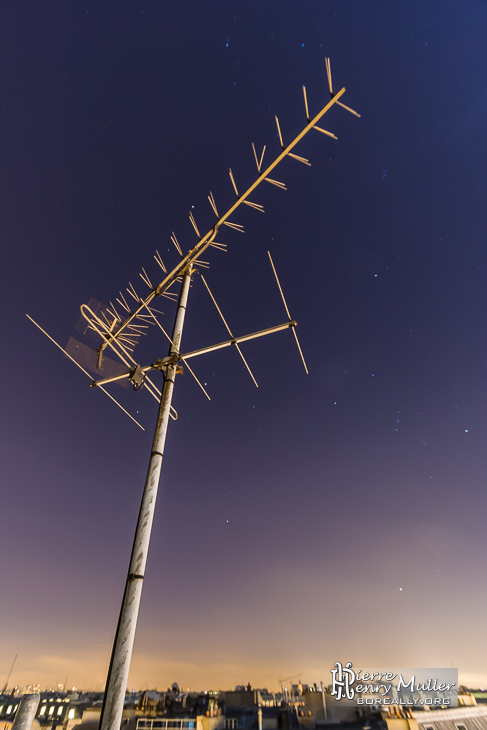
xmin=49 ymin=706 xmax=55 ymax=715
xmin=40 ymin=707 xmax=46 ymax=716
xmin=225 ymin=720 xmax=238 ymax=730
xmin=68 ymin=709 xmax=75 ymax=719
xmin=58 ymin=707 xmax=63 ymax=716
xmin=455 ymin=725 xmax=468 ymax=730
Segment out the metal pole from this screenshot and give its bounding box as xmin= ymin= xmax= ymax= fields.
xmin=11 ymin=695 xmax=40 ymax=730
xmin=99 ymin=265 xmax=193 ymax=730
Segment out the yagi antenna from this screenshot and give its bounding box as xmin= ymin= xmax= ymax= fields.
xmin=82 ymin=58 xmax=356 ymax=371
xmin=26 ymin=58 xmax=359 ymax=730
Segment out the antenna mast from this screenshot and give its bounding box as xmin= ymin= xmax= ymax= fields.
xmin=98 ymin=265 xmax=193 ymax=730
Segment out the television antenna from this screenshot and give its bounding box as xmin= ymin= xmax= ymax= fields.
xmin=27 ymin=58 xmax=359 ymax=730
xmin=1 ymin=653 xmax=18 ymax=695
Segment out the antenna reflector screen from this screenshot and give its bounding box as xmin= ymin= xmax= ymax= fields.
xmin=65 ymin=337 xmax=129 ymax=388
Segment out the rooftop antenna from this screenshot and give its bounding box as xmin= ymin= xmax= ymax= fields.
xmin=27 ymin=58 xmax=359 ymax=730
xmin=1 ymin=654 xmax=18 ymax=695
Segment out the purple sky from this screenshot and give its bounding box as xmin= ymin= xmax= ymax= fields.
xmin=1 ymin=1 xmax=486 ymax=692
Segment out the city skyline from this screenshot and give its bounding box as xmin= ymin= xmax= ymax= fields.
xmin=3 ymin=677 xmax=487 ymax=697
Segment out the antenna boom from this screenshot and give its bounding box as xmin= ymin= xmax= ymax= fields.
xmin=92 ymin=87 xmax=347 ymax=356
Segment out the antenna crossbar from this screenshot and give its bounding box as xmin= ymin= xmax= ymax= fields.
xmin=179 ymin=320 xmax=297 ymax=360
xmin=90 ymin=320 xmax=297 ymax=388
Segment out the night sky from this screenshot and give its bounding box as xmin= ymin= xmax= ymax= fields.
xmin=1 ymin=1 xmax=486 ymax=692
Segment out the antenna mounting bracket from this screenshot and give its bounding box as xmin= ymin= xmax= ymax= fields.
xmin=129 ymin=364 xmax=146 ymax=390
